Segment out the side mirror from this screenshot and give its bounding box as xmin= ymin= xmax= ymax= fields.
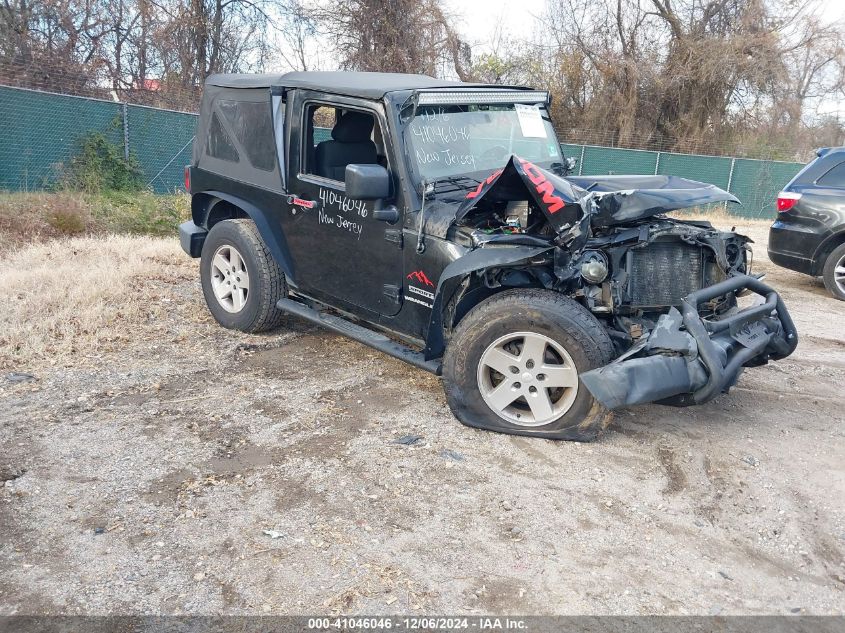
xmin=345 ymin=164 xmax=390 ymax=200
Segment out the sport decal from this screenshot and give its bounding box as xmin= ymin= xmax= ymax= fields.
xmin=407 ymin=270 xmax=434 ymax=287
xmin=408 ymin=285 xmax=434 ymax=301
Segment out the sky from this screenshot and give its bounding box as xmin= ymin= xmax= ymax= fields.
xmin=278 ymin=0 xmax=845 ymax=118
xmin=287 ymin=1 xmax=845 ymax=76
xmin=442 ymin=0 xmax=546 ymax=53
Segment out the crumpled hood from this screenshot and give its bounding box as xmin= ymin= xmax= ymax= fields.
xmin=454 ymin=156 xmax=739 ymax=234
xmin=567 ymin=174 xmax=740 ymax=227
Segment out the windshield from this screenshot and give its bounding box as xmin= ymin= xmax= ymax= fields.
xmin=405 ymin=103 xmax=562 ymax=184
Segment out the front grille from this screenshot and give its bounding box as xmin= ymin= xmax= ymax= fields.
xmin=627 ymin=240 xmax=721 ymax=308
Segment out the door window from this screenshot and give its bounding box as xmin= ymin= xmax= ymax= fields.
xmin=302 ymin=104 xmax=384 ymax=182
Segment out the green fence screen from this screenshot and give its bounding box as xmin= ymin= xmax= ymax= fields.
xmin=0 ymin=85 xmax=806 ymax=217
xmin=125 ymin=105 xmax=197 ymax=194
xmin=0 ymin=85 xmax=196 ymax=194
xmin=0 ymin=86 xmax=124 ymax=191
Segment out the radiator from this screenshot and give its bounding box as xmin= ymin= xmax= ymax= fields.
xmin=627 ymin=240 xmax=721 ymax=308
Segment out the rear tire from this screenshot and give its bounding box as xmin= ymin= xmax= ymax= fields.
xmin=200 ymin=219 xmax=287 ymax=332
xmin=442 ymin=289 xmax=616 ymax=441
xmin=822 ymin=243 xmax=845 ymax=301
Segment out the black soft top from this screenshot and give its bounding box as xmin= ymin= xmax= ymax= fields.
xmin=205 ymin=71 xmax=526 ymax=99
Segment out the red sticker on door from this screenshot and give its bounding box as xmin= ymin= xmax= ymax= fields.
xmin=292 ymin=197 xmax=314 ymax=209
xmin=407 ymin=270 xmax=434 ymax=287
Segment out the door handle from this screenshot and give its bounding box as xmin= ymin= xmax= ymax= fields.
xmin=287 ymin=195 xmax=320 ymax=211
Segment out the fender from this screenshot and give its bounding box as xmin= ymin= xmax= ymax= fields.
xmin=198 ymin=190 xmax=296 ymax=283
xmin=422 ymin=245 xmax=554 ymax=360
xmin=811 ymin=226 xmax=845 ymax=275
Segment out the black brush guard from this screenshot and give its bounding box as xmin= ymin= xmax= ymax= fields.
xmin=580 ymin=275 xmax=798 ymax=409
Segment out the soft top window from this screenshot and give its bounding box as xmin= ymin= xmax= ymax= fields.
xmin=196 ymin=87 xmax=283 ymax=192
xmin=218 ymin=99 xmax=276 ymax=171
xmin=207 ymin=112 xmax=239 ymax=163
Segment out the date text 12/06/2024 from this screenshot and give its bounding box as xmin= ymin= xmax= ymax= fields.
xmin=307 ymin=616 xmax=529 ymax=630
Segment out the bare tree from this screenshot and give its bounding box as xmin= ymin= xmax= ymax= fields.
xmin=314 ymin=0 xmax=470 ymax=78
xmin=275 ymin=0 xmax=319 ymax=71
xmin=533 ymin=0 xmax=844 ymax=155
xmin=0 ymin=0 xmax=301 ymax=108
xmin=0 ymin=0 xmax=112 ymax=95
xmin=777 ymin=13 xmax=845 ymax=126
xmin=1 ymin=0 xmax=841 ymax=156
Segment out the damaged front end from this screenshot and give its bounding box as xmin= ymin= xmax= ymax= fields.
xmin=579 ymin=275 xmax=798 ymax=408
xmin=448 ymin=155 xmax=798 ymax=409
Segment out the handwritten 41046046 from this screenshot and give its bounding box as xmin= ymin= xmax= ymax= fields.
xmin=319 ymin=188 xmax=368 ymax=218
xmin=317 ymin=187 xmax=366 ymax=239
xmin=409 ymin=115 xmax=477 ymax=172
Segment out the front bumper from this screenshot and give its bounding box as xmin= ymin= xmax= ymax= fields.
xmin=581 ymin=275 xmax=798 ymax=409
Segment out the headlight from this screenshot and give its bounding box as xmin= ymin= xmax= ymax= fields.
xmin=580 ymin=251 xmax=609 ymax=284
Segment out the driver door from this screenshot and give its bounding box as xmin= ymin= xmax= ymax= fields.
xmin=281 ymin=91 xmax=404 ymax=316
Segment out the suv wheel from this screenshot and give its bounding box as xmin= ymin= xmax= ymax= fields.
xmin=822 ymin=243 xmax=845 ymax=301
xmin=442 ymin=289 xmax=616 ymax=441
xmin=200 ymin=219 xmax=287 ymax=332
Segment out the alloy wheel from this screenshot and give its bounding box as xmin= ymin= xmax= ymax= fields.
xmin=835 ymin=253 xmax=845 ymax=295
xmin=476 ymin=331 xmax=579 ymax=427
xmin=210 ymin=245 xmax=250 ymax=313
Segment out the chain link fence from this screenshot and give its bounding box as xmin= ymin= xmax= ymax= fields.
xmin=1 ymin=84 xmax=806 ymax=217
xmin=0 ymin=85 xmax=196 ymax=193
xmin=561 ymin=143 xmax=805 ymax=218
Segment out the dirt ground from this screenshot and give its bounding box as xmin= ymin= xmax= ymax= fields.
xmin=1 ymin=220 xmax=843 ymax=616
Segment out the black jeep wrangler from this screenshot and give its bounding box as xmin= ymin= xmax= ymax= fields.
xmin=180 ymin=71 xmax=797 ymax=441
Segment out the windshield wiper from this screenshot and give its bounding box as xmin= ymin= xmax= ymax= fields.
xmin=549 ymin=162 xmax=566 ymax=176
xmin=435 ymin=175 xmax=481 ymax=186
xmin=429 ymin=175 xmax=481 ymax=193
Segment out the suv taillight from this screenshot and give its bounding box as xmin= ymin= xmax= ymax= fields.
xmin=776 ymin=191 xmax=801 ymax=213
xmin=184 ymin=165 xmax=191 ymax=193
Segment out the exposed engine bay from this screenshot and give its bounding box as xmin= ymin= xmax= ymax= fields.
xmin=431 ymin=155 xmax=797 ymax=409
xmin=452 ymin=169 xmax=751 ymax=323
xmin=457 ymin=207 xmax=751 ymax=346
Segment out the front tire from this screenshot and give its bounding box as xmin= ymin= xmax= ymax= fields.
xmin=442 ymin=289 xmax=616 ymax=441
xmin=822 ymin=243 xmax=845 ymax=301
xmin=200 ymin=219 xmax=287 ymax=332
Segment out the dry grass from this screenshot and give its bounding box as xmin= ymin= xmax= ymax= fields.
xmin=0 ymin=192 xmax=88 ymax=247
xmin=0 ymin=191 xmax=189 ymax=249
xmin=0 ymin=235 xmax=198 ymax=370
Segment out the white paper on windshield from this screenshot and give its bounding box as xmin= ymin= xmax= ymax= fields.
xmin=515 ymin=104 xmax=547 ymax=138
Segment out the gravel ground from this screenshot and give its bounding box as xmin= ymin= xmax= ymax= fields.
xmin=1 ymin=222 xmax=843 ymax=616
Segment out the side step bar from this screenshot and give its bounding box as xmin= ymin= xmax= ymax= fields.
xmin=276 ymin=298 xmax=442 ymax=375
